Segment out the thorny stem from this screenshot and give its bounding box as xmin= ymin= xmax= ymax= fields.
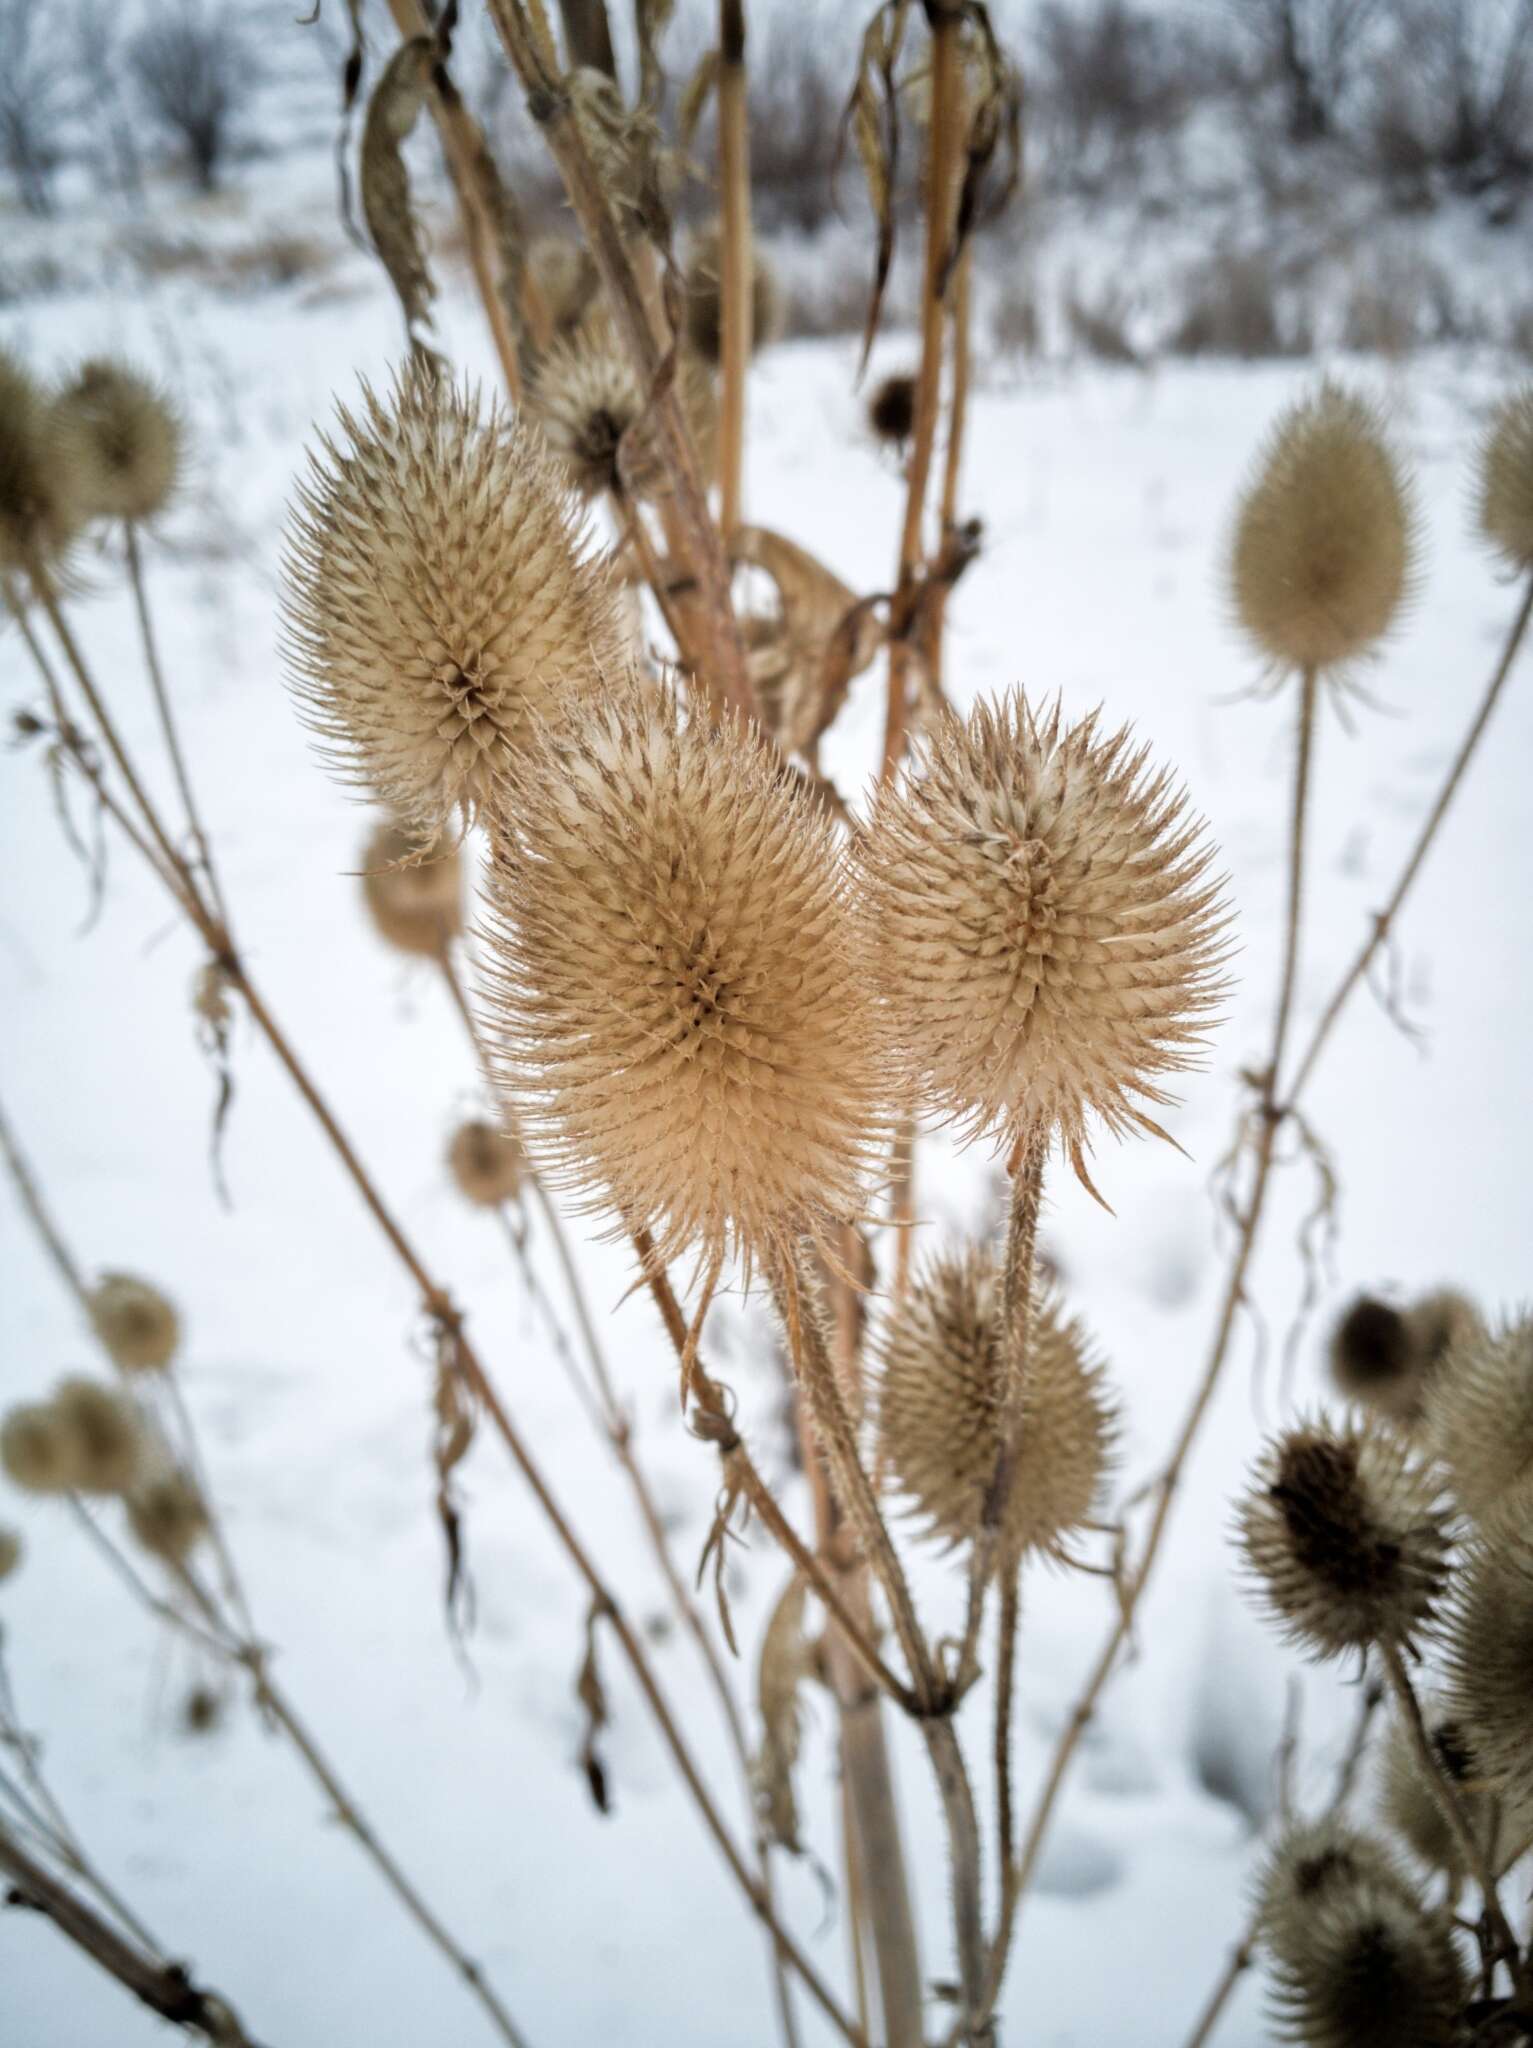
xmin=994 ymin=1573 xmax=1020 ymax=1883
xmin=717 ymin=0 xmax=751 ymax=539
xmin=19 ymin=599 xmax=862 ymax=2046
xmin=1381 ymin=1645 xmax=1530 ymax=2000
xmin=881 ymin=0 xmax=963 ymax=780
xmin=485 ymin=0 xmax=754 ymax=721
xmin=0 ymin=1814 xmax=264 ymax=2048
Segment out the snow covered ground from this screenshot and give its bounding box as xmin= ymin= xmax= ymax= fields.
xmin=3 ymin=161 xmax=1533 ymax=2048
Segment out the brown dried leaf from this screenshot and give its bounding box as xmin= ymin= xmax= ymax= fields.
xmin=732 ymin=526 xmax=883 ymax=753
xmin=635 ymin=0 xmax=678 ymax=113
xmin=753 ymin=1571 xmax=816 ymax=1853
xmin=576 ymin=1600 xmax=612 ymax=1815
xmin=838 ymin=0 xmax=915 ymax=377
xmin=430 ymin=1322 xmax=477 ymax=1638
xmin=677 ymin=47 xmax=720 ymax=152
xmin=361 ymin=38 xmax=439 ymax=360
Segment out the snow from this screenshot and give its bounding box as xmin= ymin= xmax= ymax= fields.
xmin=3 ymin=148 xmax=1533 ymax=2048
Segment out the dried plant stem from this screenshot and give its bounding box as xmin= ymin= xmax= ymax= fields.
xmin=717 ymin=0 xmax=751 ymax=538
xmin=1287 ymin=572 xmax=1533 ymax=1101
xmin=881 ymin=0 xmax=963 ymax=780
xmin=1380 ymin=1645 xmax=1528 ymax=1997
xmin=123 ymin=522 xmax=228 ymax=926
xmin=927 ymin=239 xmax=973 ymax=703
xmin=888 ymin=1109 xmax=917 ymax=1305
xmin=485 ymin=0 xmax=753 ymax=720
xmin=0 ymin=1814 xmax=263 ymax=2048
xmin=994 ymin=1573 xmax=1020 ymax=1880
xmin=921 ymin=1716 xmax=990 ymax=2043
xmin=0 ymin=1097 xmax=90 ymax=1308
xmin=840 ymin=1772 xmax=873 ymax=2039
xmin=22 ymin=606 xmax=861 ymax=2048
xmin=384 ymin=0 xmax=525 ymax=403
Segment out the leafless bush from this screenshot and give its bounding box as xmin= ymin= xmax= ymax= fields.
xmin=1369 ymin=0 xmax=1533 ymax=209
xmin=129 ymin=0 xmax=259 ymax=194
xmin=1030 ymin=1 xmax=1210 ymax=192
xmin=1170 ymin=249 xmax=1313 ymax=360
xmin=1339 ymin=249 xmax=1467 ymax=355
xmin=1231 ymin=0 xmax=1388 ymax=144
xmin=1065 ymin=278 xmax=1145 ymax=365
xmin=0 ymin=0 xmax=70 ymax=217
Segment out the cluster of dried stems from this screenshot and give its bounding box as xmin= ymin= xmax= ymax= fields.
xmin=2 ymin=3 xmax=1533 ymax=2045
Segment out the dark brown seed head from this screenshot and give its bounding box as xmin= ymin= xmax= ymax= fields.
xmin=868 ymin=373 xmax=917 ymax=448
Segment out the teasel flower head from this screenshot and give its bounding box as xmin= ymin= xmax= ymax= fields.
xmin=859 ymin=692 xmax=1231 ymax=1184
xmin=447 ymin=1117 xmax=523 ymax=1208
xmin=1424 ymin=1310 xmax=1533 ymax=1521
xmin=1442 ymin=1481 xmax=1533 ymax=1834
xmin=0 ymin=348 xmax=84 ymax=577
xmin=529 ymin=314 xmax=717 ymax=504
xmin=281 ymin=364 xmax=620 ymax=830
xmin=1329 ymin=1288 xmax=1481 ymax=1427
xmin=359 ymin=817 xmax=463 ymax=961
xmin=0 ymin=1525 xmax=20 ymax=1582
xmin=868 ymin=372 xmax=917 ymax=450
xmin=58 ymin=360 xmax=182 ymax=524
xmin=1231 ymin=382 xmax=1416 ymax=677
xmin=51 ymin=1377 xmax=143 ymax=1495
xmin=1257 ymin=1818 xmax=1466 ymax=2047
xmin=0 ymin=1404 xmax=76 ymax=1494
xmin=1237 ymin=1416 xmax=1454 ymax=1659
xmin=88 ymin=1272 xmax=181 ymax=1375
xmin=1475 ymin=384 xmax=1533 ymax=571
xmin=526 ymin=233 xmax=602 ymax=341
xmin=1379 ymin=1701 xmax=1490 ymax=1879
xmin=481 ymin=677 xmax=888 ymax=1273
xmin=682 ymin=221 xmax=784 ymax=367
xmin=127 ymin=1469 xmax=209 ymax=1565
xmin=874 ymin=1247 xmax=1115 ymax=1561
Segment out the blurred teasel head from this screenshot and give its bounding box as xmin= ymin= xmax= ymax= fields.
xmin=682 ymin=221 xmax=783 ymax=367
xmin=58 ymin=359 xmax=183 ymax=524
xmin=1378 ymin=1701 xmax=1488 ymax=1880
xmin=1442 ymin=1482 xmax=1533 ymax=1837
xmin=447 ymin=1118 xmax=523 ymax=1209
xmin=0 ymin=1525 xmax=20 ymax=1582
xmin=89 ymin=1272 xmax=182 ymax=1375
xmin=126 ymin=1469 xmax=209 ymax=1566
xmin=867 ymin=372 xmax=917 ymax=450
xmin=0 ymin=349 xmax=83 ymax=579
xmin=0 ymin=1403 xmax=76 ymax=1495
xmin=1475 ymin=384 xmax=1533 ymax=572
xmin=529 ymin=314 xmax=717 ymax=504
xmin=281 ymin=364 xmax=620 ymax=830
xmin=1424 ymin=1310 xmax=1533 ymax=1521
xmin=859 ymin=691 xmax=1230 ymax=1187
xmin=50 ymin=1377 xmax=144 ymax=1496
xmin=359 ymin=817 xmax=463 ymax=962
xmin=1328 ymin=1287 xmax=1480 ymax=1427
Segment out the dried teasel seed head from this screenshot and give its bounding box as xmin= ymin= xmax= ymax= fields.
xmin=868 ymin=372 xmax=917 ymax=448
xmin=1238 ymin=1417 xmax=1453 ymax=1659
xmin=182 ymin=1683 xmax=224 ymax=1736
xmin=859 ymin=692 xmax=1231 ymax=1179
xmin=1231 ymin=382 xmax=1416 ymax=676
xmin=529 ymin=314 xmax=718 ymax=505
xmin=482 ymin=679 xmax=888 ymax=1271
xmin=1328 ymin=1288 xmax=1480 ymax=1428
xmin=874 ymin=1248 xmax=1115 ymax=1561
xmin=359 ymin=818 xmax=463 ymax=961
xmin=1379 ymin=1702 xmax=1490 ymax=1879
xmin=1424 ymin=1310 xmax=1533 ymax=1520
xmin=525 ymin=233 xmax=602 ymax=340
xmin=1 ymin=1403 xmax=77 ymax=1495
xmin=0 ymin=349 xmax=84 ymax=575
xmin=88 ymin=1272 xmax=181 ymax=1375
xmin=447 ymin=1118 xmax=523 ymax=1208
xmin=0 ymin=1525 xmax=20 ymax=1582
xmin=1257 ymin=1819 xmax=1466 ymax=2048
xmin=51 ymin=1377 xmax=143 ymax=1496
xmin=281 ymin=364 xmax=621 ymax=829
xmin=126 ymin=1469 xmax=209 ymax=1565
xmin=682 ymin=221 xmax=784 ymax=367
xmin=1475 ymin=385 xmax=1533 ymax=571
xmin=58 ymin=360 xmax=183 ymax=523
xmin=1442 ymin=1481 xmax=1533 ymax=1833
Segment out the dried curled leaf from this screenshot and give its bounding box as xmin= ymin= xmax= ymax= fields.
xmin=576 ymin=1600 xmax=612 ymax=1815
xmin=948 ymin=10 xmax=1023 ymax=290
xmin=361 ymin=38 xmax=438 ymax=361
xmin=753 ymin=1572 xmax=817 ymax=1853
xmin=568 ymin=67 xmax=665 ymax=239
xmin=635 ymin=0 xmax=677 ymax=113
xmin=839 ymin=0 xmax=915 ymax=377
xmin=732 ymin=526 xmax=883 ymax=754
xmin=677 ymin=48 xmax=720 ymax=151
xmin=430 ymin=1315 xmax=477 ymax=1639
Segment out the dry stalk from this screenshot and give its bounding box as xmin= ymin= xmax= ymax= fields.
xmin=717 ymin=0 xmax=752 ymax=538
xmin=927 ymin=237 xmax=973 ymax=702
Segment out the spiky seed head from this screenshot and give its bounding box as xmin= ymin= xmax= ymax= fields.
xmin=528 ymin=314 xmax=718 ymax=504
xmin=525 ymin=233 xmax=602 ymax=339
xmin=88 ymin=1272 xmax=181 ymax=1374
xmin=126 ymin=1470 xmax=209 ymax=1564
xmin=0 ymin=1525 xmax=20 ymax=1582
xmin=1475 ymin=385 xmax=1533 ymax=570
xmin=1424 ymin=1311 xmax=1533 ymax=1521
xmin=1328 ymin=1295 xmax=1415 ymax=1418
xmin=1 ymin=1404 xmax=77 ymax=1494
xmin=58 ymin=360 xmax=182 ymax=523
xmin=447 ymin=1118 xmax=523 ymax=1207
xmin=1379 ymin=1703 xmax=1490 ymax=1879
xmin=0 ymin=349 xmax=84 ymax=574
xmin=1257 ymin=1820 xmax=1466 ymax=2048
xmin=868 ymin=373 xmax=917 ymax=448
xmin=281 ymin=365 xmax=621 ymax=830
xmin=682 ymin=222 xmax=784 ymax=366
xmin=874 ymin=1248 xmax=1115 ymax=1561
xmin=1231 ymin=382 xmax=1415 ymax=674
xmin=482 ymin=679 xmax=888 ymax=1271
xmin=359 ymin=818 xmax=463 ymax=961
xmin=51 ymin=1378 xmax=143 ymax=1495
xmin=1405 ymin=1288 xmax=1482 ymax=1387
xmin=1238 ymin=1417 xmax=1454 ymax=1658
xmin=1442 ymin=1482 xmax=1533 ymax=1834
xmin=858 ymin=691 xmax=1231 ymax=1176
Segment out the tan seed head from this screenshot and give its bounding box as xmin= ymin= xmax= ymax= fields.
xmin=126 ymin=1470 xmax=209 ymax=1565
xmin=1475 ymin=385 xmax=1533 ymax=570
xmin=482 ymin=679 xmax=888 ymax=1271
xmin=525 ymin=233 xmax=602 ymax=340
xmin=874 ymin=1247 xmax=1115 ymax=1561
xmin=1379 ymin=1703 xmax=1489 ymax=1880
xmin=281 ymin=364 xmax=621 ymax=829
xmin=1442 ymin=1481 xmax=1533 ymax=1835
xmin=51 ymin=1377 xmax=143 ymax=1495
xmin=447 ymin=1118 xmax=523 ymax=1207
xmin=1231 ymin=382 xmax=1415 ymax=674
xmin=1 ymin=1403 xmax=77 ymax=1494
xmin=1425 ymin=1310 xmax=1533 ymax=1520
xmin=58 ymin=360 xmax=182 ymax=523
xmin=89 ymin=1272 xmax=181 ymax=1374
xmin=682 ymin=221 xmax=784 ymax=367
xmin=0 ymin=1525 xmax=20 ymax=1582
xmin=359 ymin=818 xmax=463 ymax=961
xmin=0 ymin=349 xmax=84 ymax=575
xmin=859 ymin=692 xmax=1230 ymax=1180
xmin=529 ymin=314 xmax=717 ymax=505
